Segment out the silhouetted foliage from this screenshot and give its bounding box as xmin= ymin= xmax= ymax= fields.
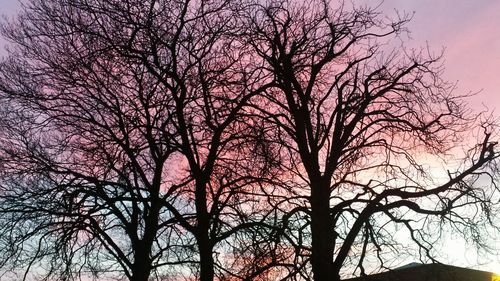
xmin=241 ymin=1 xmax=500 ymax=280
xmin=0 ymin=0 xmax=277 ymax=280
xmin=0 ymin=0 xmax=499 ymax=281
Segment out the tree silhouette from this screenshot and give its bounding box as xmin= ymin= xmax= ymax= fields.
xmin=242 ymin=1 xmax=500 ymax=280
xmin=0 ymin=0 xmax=499 ymax=281
xmin=0 ymin=0 xmax=276 ymax=280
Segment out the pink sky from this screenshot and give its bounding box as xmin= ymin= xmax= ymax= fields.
xmin=0 ymin=0 xmax=499 ymax=275
xmin=1 ymin=0 xmax=498 ymax=109
xmin=375 ymin=0 xmax=500 ymax=111
xmin=391 ymin=3 xmax=500 ymax=270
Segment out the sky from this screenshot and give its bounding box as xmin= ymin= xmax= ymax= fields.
xmin=0 ymin=0 xmax=19 ymax=23
xmin=374 ymin=0 xmax=500 ymax=112
xmin=0 ymin=0 xmax=499 ymax=275
xmin=1 ymin=0 xmax=498 ymax=108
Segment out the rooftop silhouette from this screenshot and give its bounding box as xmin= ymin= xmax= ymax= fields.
xmin=345 ymin=263 xmax=498 ymax=281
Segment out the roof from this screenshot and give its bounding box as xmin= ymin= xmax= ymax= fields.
xmin=344 ymin=263 xmax=497 ymax=281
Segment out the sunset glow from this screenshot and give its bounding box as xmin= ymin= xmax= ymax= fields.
xmin=0 ymin=0 xmax=499 ymax=280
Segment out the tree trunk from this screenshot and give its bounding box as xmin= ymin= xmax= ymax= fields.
xmin=131 ymin=245 xmax=152 ymax=281
xmin=310 ymin=182 xmax=337 ymax=281
xmin=198 ymin=232 xmax=215 ymax=281
xmin=195 ymin=180 xmax=215 ymax=281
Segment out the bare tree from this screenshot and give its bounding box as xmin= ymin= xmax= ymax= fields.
xmin=242 ymin=0 xmax=500 ymax=280
xmin=0 ymin=0 xmax=277 ymax=280
xmin=159 ymin=2 xmax=281 ymax=279
xmin=0 ymin=0 xmax=189 ymax=279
